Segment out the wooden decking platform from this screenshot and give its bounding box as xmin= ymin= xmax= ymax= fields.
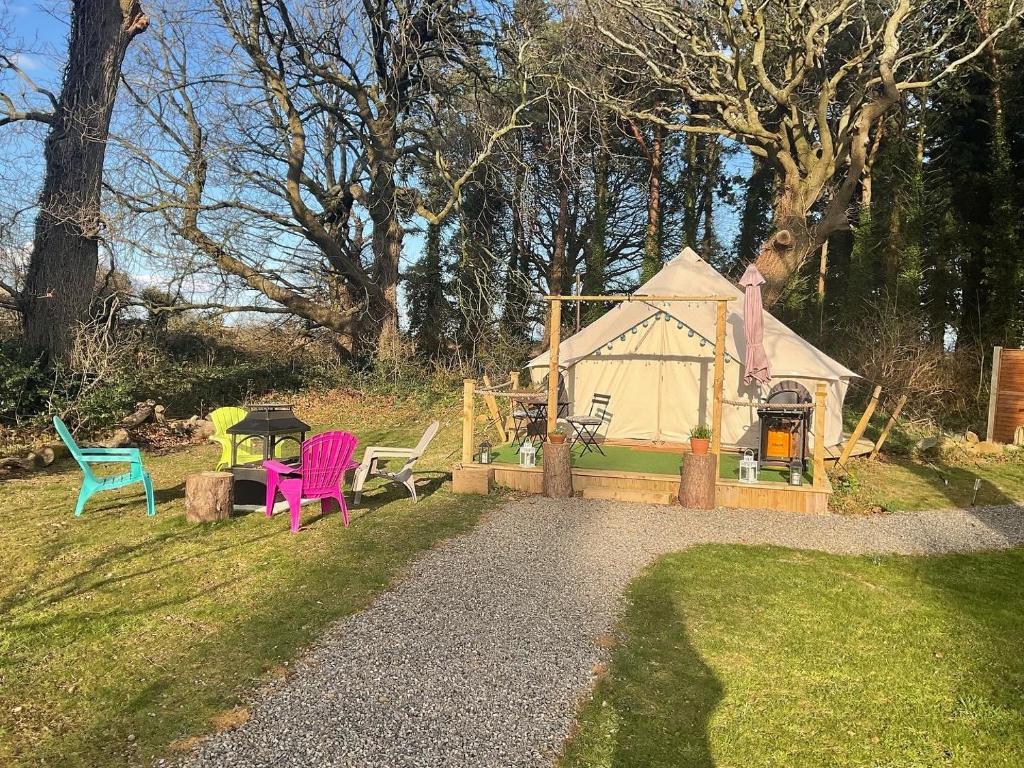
xmin=456 ymin=460 xmax=832 ymax=514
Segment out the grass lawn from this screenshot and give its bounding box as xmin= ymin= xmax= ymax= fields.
xmin=562 ymin=545 xmax=1024 ymax=768
xmin=0 ymin=390 xmax=487 ymax=768
xmin=833 ymin=453 xmax=1024 ymax=513
xmin=489 ymin=444 xmax=811 ymax=483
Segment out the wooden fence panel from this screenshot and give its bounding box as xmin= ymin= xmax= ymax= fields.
xmin=988 ymin=347 xmax=1024 ymax=443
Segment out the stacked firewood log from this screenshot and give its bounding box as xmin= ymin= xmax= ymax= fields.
xmin=0 ymin=401 xmax=214 ymax=476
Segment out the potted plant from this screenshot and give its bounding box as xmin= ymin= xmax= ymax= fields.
xmin=689 ymin=424 xmax=712 ymax=455
xmin=547 ymin=426 xmax=568 ymax=445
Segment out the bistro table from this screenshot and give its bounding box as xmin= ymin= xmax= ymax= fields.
xmin=507 ymin=392 xmax=570 ymax=453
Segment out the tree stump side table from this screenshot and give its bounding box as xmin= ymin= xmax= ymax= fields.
xmin=542 ymin=440 xmax=573 ymax=498
xmin=678 ymin=453 xmax=716 ymax=509
xmin=185 ymin=471 xmax=234 ymax=523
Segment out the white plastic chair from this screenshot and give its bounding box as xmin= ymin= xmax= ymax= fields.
xmin=352 ymin=421 xmax=441 ymax=504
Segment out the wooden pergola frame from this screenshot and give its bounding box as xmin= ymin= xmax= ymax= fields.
xmin=544 ymin=293 xmax=732 ymax=473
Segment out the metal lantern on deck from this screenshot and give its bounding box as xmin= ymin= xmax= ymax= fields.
xmin=478 ymin=440 xmax=492 ymax=465
xmin=739 ymin=450 xmax=759 ymax=483
xmin=519 ymin=441 xmax=537 ymax=468
xmin=789 ymin=459 xmax=804 ymax=486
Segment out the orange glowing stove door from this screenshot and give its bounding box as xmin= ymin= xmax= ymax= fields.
xmin=765 ymin=429 xmax=793 ymax=459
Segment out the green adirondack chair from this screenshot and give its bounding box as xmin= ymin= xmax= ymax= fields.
xmin=209 ymin=406 xmax=292 ymax=469
xmin=209 ymin=406 xmax=263 ymax=469
xmin=53 ymin=417 xmax=156 ymax=517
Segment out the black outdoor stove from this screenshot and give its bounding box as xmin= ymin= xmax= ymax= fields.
xmin=226 ymin=403 xmax=309 ymax=506
xmin=756 ymin=381 xmax=812 ymax=471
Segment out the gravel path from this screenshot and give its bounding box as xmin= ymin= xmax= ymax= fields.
xmin=183 ymin=499 xmax=1024 ymax=768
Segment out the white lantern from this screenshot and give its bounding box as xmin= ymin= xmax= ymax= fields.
xmin=739 ymin=449 xmax=759 ymax=483
xmin=519 ymin=441 xmax=537 ymax=468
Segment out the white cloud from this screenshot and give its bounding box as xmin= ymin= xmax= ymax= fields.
xmin=8 ymin=52 xmax=40 ymax=71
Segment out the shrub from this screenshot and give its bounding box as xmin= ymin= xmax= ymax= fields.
xmin=689 ymin=424 xmax=712 ymax=440
xmin=834 ymin=299 xmax=984 ymax=431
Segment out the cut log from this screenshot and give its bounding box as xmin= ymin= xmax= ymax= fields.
xmin=0 ymin=456 xmax=35 ymax=472
xmin=678 ymin=453 xmax=716 ymax=509
xmin=28 ymin=444 xmax=63 ymax=467
xmin=542 ymin=440 xmax=573 ymax=498
xmin=185 ymin=471 xmax=234 ymax=523
xmin=122 ymin=400 xmax=157 ymax=428
xmin=97 ymin=428 xmax=132 ymax=448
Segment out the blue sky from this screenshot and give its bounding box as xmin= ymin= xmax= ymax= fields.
xmin=3 ymin=1 xmax=749 ymax=326
xmin=5 ymin=2 xmax=66 ymax=84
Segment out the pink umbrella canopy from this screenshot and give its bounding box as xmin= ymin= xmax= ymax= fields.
xmin=739 ymin=263 xmax=772 ymax=386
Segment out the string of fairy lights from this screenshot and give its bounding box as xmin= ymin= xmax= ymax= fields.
xmin=591 ymin=309 xmax=734 ymax=364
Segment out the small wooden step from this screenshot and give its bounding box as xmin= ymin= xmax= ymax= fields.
xmin=581 ymin=487 xmax=677 ymax=505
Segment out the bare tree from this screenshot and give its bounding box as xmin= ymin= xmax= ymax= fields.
xmin=1 ymin=0 xmax=149 ymax=362
xmin=116 ymin=0 xmax=538 ymax=360
xmin=588 ymin=0 xmax=1023 ymax=305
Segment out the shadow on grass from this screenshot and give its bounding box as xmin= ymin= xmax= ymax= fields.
xmin=562 ymin=561 xmax=721 ymax=768
xmin=1 ymin=523 xmax=281 ymax=617
xmin=350 ymin=472 xmax=447 ymax=513
xmin=565 ymin=546 xmax=1024 ymax=768
xmin=879 ymin=456 xmax=1024 ymax=541
xmin=29 ymin=487 xmax=490 ymax=768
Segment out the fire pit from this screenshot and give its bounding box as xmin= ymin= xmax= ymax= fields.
xmin=226 ymin=403 xmax=310 ymax=507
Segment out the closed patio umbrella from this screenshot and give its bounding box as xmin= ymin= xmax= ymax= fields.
xmin=739 ymin=263 xmax=771 ymax=386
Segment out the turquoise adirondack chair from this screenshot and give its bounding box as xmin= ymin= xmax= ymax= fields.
xmin=53 ymin=417 xmax=156 ymax=517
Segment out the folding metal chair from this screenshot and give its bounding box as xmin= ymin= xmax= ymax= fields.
xmin=567 ymin=393 xmax=611 ymax=456
xmin=510 ymin=404 xmax=532 ymax=452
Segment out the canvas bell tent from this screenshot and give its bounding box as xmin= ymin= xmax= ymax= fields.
xmin=528 ymin=247 xmax=858 ymax=449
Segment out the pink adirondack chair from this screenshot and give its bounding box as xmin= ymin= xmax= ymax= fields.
xmin=263 ymin=431 xmax=359 ymax=533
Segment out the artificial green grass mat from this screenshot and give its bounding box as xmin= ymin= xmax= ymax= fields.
xmin=490 ymin=444 xmax=810 ymax=483
xmin=561 ymin=545 xmax=1024 ymax=768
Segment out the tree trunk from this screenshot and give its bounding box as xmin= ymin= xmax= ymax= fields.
xmin=754 ymin=182 xmax=816 ymax=307
xmin=682 ymin=133 xmax=699 ymax=249
xmin=544 ymin=177 xmax=570 ymax=345
xmin=699 ymin=138 xmax=720 ymax=260
xmin=642 ymin=124 xmax=664 ymax=281
xmin=503 ymin=153 xmax=530 ymax=340
xmin=368 ymin=158 xmax=402 ymax=360
xmin=21 ymin=0 xmax=149 ymax=363
xmin=735 ymin=157 xmax=775 ymax=266
xmin=584 ymin=139 xmax=610 ymax=323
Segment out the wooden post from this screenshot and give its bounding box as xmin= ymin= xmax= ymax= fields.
xmin=481 ymin=375 xmax=507 ymax=444
xmin=547 ymin=299 xmax=562 ymax=435
xmin=504 ymin=370 xmax=522 ymax=434
xmin=710 ymin=300 xmax=727 ymax=474
xmin=185 ymin=471 xmax=233 ymax=522
xmin=837 ymin=385 xmax=882 ymax=468
xmin=986 ymin=346 xmax=1003 ymax=441
xmin=870 ymin=395 xmax=908 ymax=459
xmin=812 ymin=383 xmax=827 ymax=488
xmin=462 ymin=378 xmax=475 ymax=465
